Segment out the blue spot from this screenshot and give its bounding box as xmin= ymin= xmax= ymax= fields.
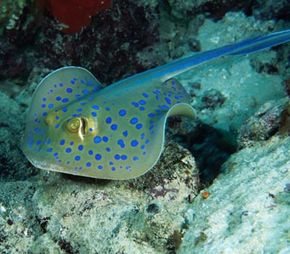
xmin=155 ymin=109 xmax=162 ymax=114
xmin=131 ymin=102 xmax=139 ymax=107
xmin=109 ymin=161 xmax=114 ymax=165
xmin=114 ymin=154 xmax=120 ymax=160
xmin=106 ymin=117 xmax=112 ymax=124
xmin=46 ymin=148 xmax=53 ymax=152
xmin=55 ymin=115 xmax=60 ymax=120
xmin=74 ymin=155 xmax=81 ymax=161
xmin=66 ymin=87 xmax=73 ymax=93
xmin=56 ymin=96 xmax=62 ymax=101
xmin=105 ymin=107 xmax=110 ymax=111
xmin=55 ymin=123 xmax=60 ymax=129
xmin=131 ymin=140 xmax=139 ymax=147
xmin=88 ymin=150 xmax=93 ymax=155
xmin=70 ymin=79 xmax=76 ymax=84
xmin=36 ymin=140 xmax=42 ymax=145
xmin=159 ymin=105 xmax=169 ymax=110
xmin=142 ymin=92 xmax=149 ymax=98
xmin=66 ymin=147 xmax=72 ymax=153
xmin=111 ymin=124 xmax=118 ymax=131
xmin=98 ymin=165 xmax=103 ymax=170
xmin=34 ymin=127 xmax=40 ymax=133
xmin=153 ymin=89 xmax=161 ymax=94
xmin=119 ymin=109 xmax=127 ymax=117
xmin=53 ymin=152 xmax=58 ymax=157
xmin=78 ymin=145 xmax=84 ymax=151
xmin=140 ymin=133 xmax=145 ymax=139
xmin=133 ymin=156 xmax=139 ymax=161
xmin=95 ymin=154 xmax=102 ymax=160
xmin=91 ymin=112 xmax=97 ymax=117
xmin=42 ymin=97 xmax=47 ymax=102
xmin=42 ymin=112 xmax=48 ymax=117
xmin=48 ymin=103 xmax=54 ymax=109
xmin=41 ymin=104 xmax=46 ymax=108
xmin=130 ymin=117 xmax=138 ymax=125
xmin=111 ymin=167 xmax=116 ymax=171
xmin=59 ymin=83 xmax=64 ymax=87
xmin=141 ymin=145 xmax=145 ymax=150
xmin=102 ymin=136 xmax=109 ymax=142
xmin=175 ymin=95 xmax=183 ymax=100
xmin=82 ymin=89 xmax=89 ymax=95
xmin=165 ymin=97 xmax=172 ymax=104
xmin=69 ymin=141 xmax=74 ymax=145
xmin=89 ymin=128 xmax=93 ymax=132
xmin=59 ymin=139 xmax=65 ymax=145
xmin=136 ymin=123 xmax=143 ymax=130
xmin=62 ymin=98 xmax=69 ymax=103
xmin=86 ymin=162 xmax=92 ymax=167
xmin=92 ymin=105 xmax=99 ymax=110
xmin=148 ymin=113 xmax=155 ymax=118
xmin=106 ymin=147 xmax=111 ymax=152
xmin=139 ymin=107 xmax=145 ymax=111
xmin=62 ymin=107 xmax=68 ymax=113
xmin=94 ymin=136 xmax=102 ymax=144
xmin=121 ymin=155 xmax=127 ymax=160
xmin=139 ymin=99 xmax=146 ymax=105
xmin=117 ymin=139 xmax=125 ymax=148
xmin=77 ymin=108 xmax=83 ymax=112
xmin=123 ymin=130 xmax=128 ymax=137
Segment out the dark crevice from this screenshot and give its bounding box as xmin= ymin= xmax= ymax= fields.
xmin=173 ymin=122 xmax=237 ymax=186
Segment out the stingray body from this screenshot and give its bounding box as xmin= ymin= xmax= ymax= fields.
xmin=22 ymin=29 xmax=290 ymax=180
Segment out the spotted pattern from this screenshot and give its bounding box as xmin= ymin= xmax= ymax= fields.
xmin=23 ymin=66 xmax=193 ymax=180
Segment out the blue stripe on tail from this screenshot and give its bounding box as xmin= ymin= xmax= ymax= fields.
xmin=119 ymin=29 xmax=290 ymax=84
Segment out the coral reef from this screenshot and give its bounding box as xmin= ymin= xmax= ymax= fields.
xmin=0 ymin=0 xmax=32 ymax=32
xmin=34 ymin=0 xmax=159 ymax=84
xmin=0 ymin=0 xmax=290 ymax=253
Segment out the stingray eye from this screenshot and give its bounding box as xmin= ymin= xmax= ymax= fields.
xmin=65 ymin=117 xmax=89 ymax=138
xmin=66 ymin=117 xmax=81 ymax=133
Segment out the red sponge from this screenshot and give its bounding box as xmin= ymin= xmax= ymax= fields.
xmin=40 ymin=0 xmax=111 ymax=33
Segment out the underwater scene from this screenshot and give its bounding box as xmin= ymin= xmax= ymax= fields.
xmin=0 ymin=0 xmax=290 ymax=253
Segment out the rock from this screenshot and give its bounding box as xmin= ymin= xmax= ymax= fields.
xmin=238 ymin=99 xmax=288 ymax=148
xmin=0 ymin=141 xmax=199 ymax=253
xmin=0 ymin=91 xmax=35 ymax=180
xmin=180 ymin=137 xmax=290 ymax=254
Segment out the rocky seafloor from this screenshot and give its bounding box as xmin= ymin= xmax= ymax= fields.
xmin=0 ymin=0 xmax=290 ymax=253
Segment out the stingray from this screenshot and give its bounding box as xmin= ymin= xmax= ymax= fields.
xmin=22 ymin=29 xmax=290 ymax=180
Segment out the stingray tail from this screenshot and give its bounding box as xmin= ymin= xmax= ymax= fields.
xmin=127 ymin=29 xmax=290 ymax=83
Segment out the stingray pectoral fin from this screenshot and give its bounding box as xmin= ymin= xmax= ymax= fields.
xmin=29 ymin=66 xmax=102 ymax=115
xmin=166 ymin=102 xmax=196 ymax=118
xmin=127 ymin=103 xmax=195 ymax=180
xmin=22 ymin=66 xmax=102 ymax=168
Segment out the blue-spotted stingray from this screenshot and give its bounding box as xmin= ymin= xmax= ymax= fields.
xmin=22 ymin=29 xmax=290 ymax=180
